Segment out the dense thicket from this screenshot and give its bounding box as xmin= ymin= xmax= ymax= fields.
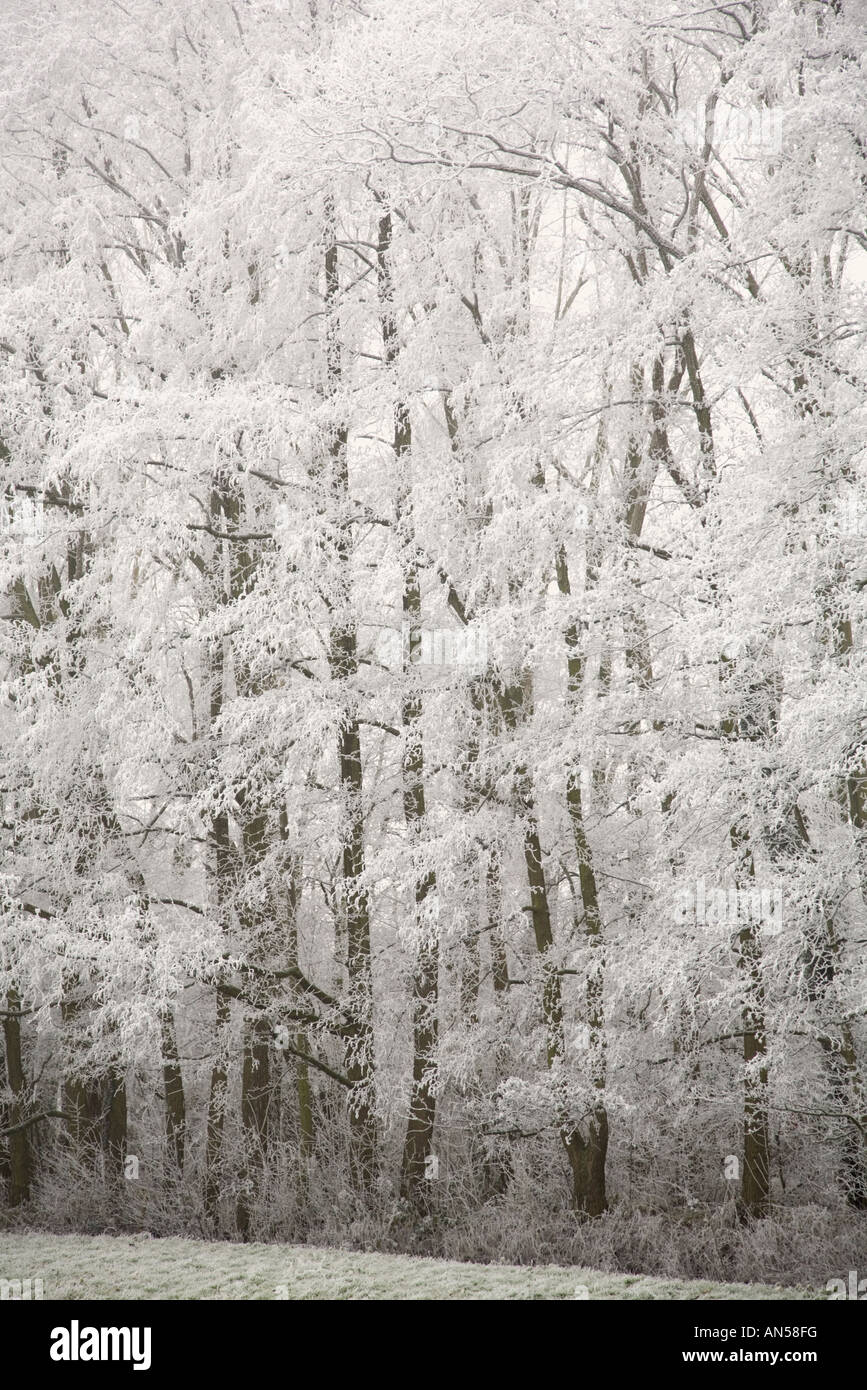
xmin=1 ymin=0 xmax=866 ymax=1279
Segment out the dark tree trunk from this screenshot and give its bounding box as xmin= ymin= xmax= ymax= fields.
xmin=325 ymin=195 xmax=378 ymax=1190
xmin=2 ymin=989 xmax=32 ymax=1205
xmin=160 ymin=1006 xmax=186 ymax=1176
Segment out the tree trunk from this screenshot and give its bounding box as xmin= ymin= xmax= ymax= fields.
xmin=204 ymin=989 xmax=230 ymax=1226
xmin=1 ymin=989 xmax=32 ymax=1205
xmin=720 ymin=656 xmax=770 ymax=1221
xmin=376 ymin=207 xmax=440 ymax=1203
xmin=237 ymin=1014 xmax=272 ymax=1238
xmin=325 ymin=195 xmax=378 ymax=1190
xmin=203 ymin=472 xmax=237 ymax=1225
xmin=159 ymin=1006 xmax=186 ymax=1176
xmin=280 ymin=837 xmax=314 ymax=1196
xmin=556 ymin=553 xmax=608 ymax=1216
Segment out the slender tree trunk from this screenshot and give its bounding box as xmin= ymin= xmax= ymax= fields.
xmin=159 ymin=1006 xmax=186 ymax=1176
xmin=324 ymin=195 xmax=377 ymax=1190
xmin=203 ymin=471 xmax=237 ymax=1225
xmin=235 ymin=803 xmax=275 ymax=1235
xmin=279 ymin=836 xmax=314 ymax=1191
xmin=487 ymin=853 xmax=509 ymax=999
xmin=2 ymin=989 xmax=32 ymax=1205
xmin=555 ymin=547 xmax=608 ymax=1216
xmin=720 ymin=656 xmax=770 ymax=1220
xmin=482 ymin=851 xmax=513 ymax=1197
xmin=204 ymin=989 xmax=230 ymax=1226
xmin=738 ymin=877 xmax=771 ymax=1221
xmin=376 ymin=207 xmax=440 ymax=1203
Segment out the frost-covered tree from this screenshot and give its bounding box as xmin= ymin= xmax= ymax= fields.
xmin=1 ymin=0 xmax=865 ymax=1256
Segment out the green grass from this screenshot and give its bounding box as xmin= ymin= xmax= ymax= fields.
xmin=0 ymin=1232 xmax=826 ymax=1300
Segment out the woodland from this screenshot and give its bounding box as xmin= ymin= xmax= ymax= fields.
xmin=1 ymin=0 xmax=866 ymax=1285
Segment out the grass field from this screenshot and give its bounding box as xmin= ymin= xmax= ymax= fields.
xmin=0 ymin=1232 xmax=827 ymax=1300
